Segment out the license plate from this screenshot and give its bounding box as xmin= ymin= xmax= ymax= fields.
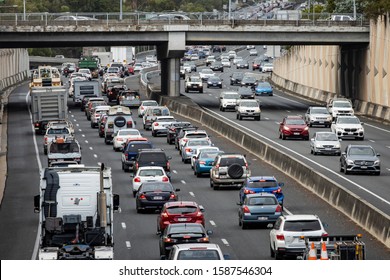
xmin=258 ymin=217 xmax=268 ymax=220
xmin=294 ymin=132 xmax=300 ymax=135
xmin=178 ymin=218 xmax=188 ymax=222
xmin=248 ymin=113 xmax=253 ymax=115
xmin=348 ymin=132 xmax=354 ymax=135
xmin=360 ymin=166 xmax=367 ymax=169
xmin=319 ymin=121 xmax=324 ymax=124
xmin=325 ymin=148 xmax=331 ymax=150
xmin=153 ymin=196 xmax=163 ymax=200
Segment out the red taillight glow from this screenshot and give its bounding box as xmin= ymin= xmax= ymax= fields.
xmin=117 ymin=137 xmax=123 ymax=141
xmin=127 ymin=121 xmax=133 ymax=128
xmin=134 ymin=177 xmax=141 ymax=183
xmin=154 ymin=122 xmax=159 ymax=126
xmin=243 ymin=206 xmax=250 ymax=213
xmin=276 ymin=234 xmax=285 ymax=240
xmin=322 ymin=233 xmax=329 ymax=237
xmin=44 ymin=137 xmax=48 ymax=144
xmin=196 ymin=211 xmax=203 ymax=217
xmin=243 ymin=189 xmax=255 ymax=194
xmin=162 ymin=176 xmax=169 ymax=182
xmin=170 ymin=194 xmax=176 ymax=199
xmin=215 ymin=164 xmax=220 ymax=168
xmin=272 ymin=187 xmax=282 ymax=194
xmin=275 ymin=205 xmax=282 ymax=213
xmin=139 ymin=194 xmax=146 ymax=200
xmin=164 ymin=237 xmax=172 ymax=242
xmin=161 ymin=211 xmax=169 ymax=218
xmin=198 ymin=237 xmax=209 ymax=242
xmin=166 ymin=162 xmax=170 ymax=171
xmin=185 ymin=148 xmax=192 ymax=153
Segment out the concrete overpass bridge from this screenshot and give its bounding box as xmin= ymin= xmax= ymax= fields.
xmin=0 ymin=12 xmax=370 ymax=97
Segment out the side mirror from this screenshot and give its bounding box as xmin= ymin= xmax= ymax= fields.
xmin=377 ymin=153 xmax=380 ymax=157
xmin=236 ymin=202 xmax=242 ymax=206
xmin=361 ymin=122 xmax=364 ymax=125
xmin=167 ymin=156 xmax=172 ymax=160
xmin=113 ymin=194 xmax=120 ymax=212
xmin=279 ymin=182 xmax=284 ymax=187
xmin=311 ymin=138 xmax=314 ymax=141
xmin=34 ymin=195 xmax=40 ymax=213
xmin=199 ymin=205 xmax=205 ymax=212
xmin=223 ymin=254 xmax=231 ymax=260
xmin=207 ymin=230 xmax=213 ymax=235
xmin=341 ymin=152 xmax=346 ymax=156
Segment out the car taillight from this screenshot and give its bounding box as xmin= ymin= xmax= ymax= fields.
xmin=140 ymin=106 xmax=144 ymax=110
xmin=44 ymin=137 xmax=48 ymax=144
xmin=95 ymin=114 xmax=100 ymax=118
xmin=243 ymin=189 xmax=255 ymax=194
xmin=134 ymin=177 xmax=141 ymax=183
xmin=139 ymin=194 xmax=146 ymax=200
xmin=154 ymin=122 xmax=159 ymax=126
xmin=243 ymin=206 xmax=250 ymax=213
xmin=170 ymin=193 xmax=176 ymax=199
xmin=125 ymin=154 xmax=128 ymax=160
xmin=199 ymin=161 xmax=206 ymax=164
xmin=161 ymin=211 xmax=169 ymax=218
xmin=275 ymin=205 xmax=282 ymax=213
xmin=215 ymin=164 xmax=220 ymax=169
xmin=196 ymin=211 xmax=203 ymax=217
xmin=322 ymin=233 xmax=329 ymax=237
xmin=276 ymin=234 xmax=285 ymax=240
xmin=272 ymin=187 xmax=282 ymax=194
xmin=162 ymin=176 xmax=169 ymax=182
xmin=183 ymin=139 xmax=188 ymax=143
xmin=135 ymin=163 xmax=139 ymax=169
xmin=197 ymin=237 xmax=209 ymax=242
xmin=35 ymin=123 xmax=40 ymax=127
xmin=166 ymin=162 xmax=170 ymax=171
xmin=117 ymin=137 xmax=123 ymax=141
xmin=164 ymin=237 xmax=174 ymax=243
xmin=126 ymin=121 xmax=133 ymax=128
xmin=185 ymin=148 xmax=192 ymax=153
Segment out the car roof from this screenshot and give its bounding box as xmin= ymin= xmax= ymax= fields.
xmin=245 ymin=193 xmax=277 ymax=198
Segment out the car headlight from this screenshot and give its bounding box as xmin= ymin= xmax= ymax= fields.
xmin=327 ymin=116 xmax=332 ymax=121
xmin=358 ymin=127 xmax=364 ymax=131
xmin=304 ymin=127 xmax=309 ymax=131
xmin=374 ymin=160 xmax=380 ymax=165
xmin=335 ymin=144 xmax=341 ymax=148
xmin=347 ymin=159 xmax=354 ymax=165
xmin=315 ymin=144 xmax=323 ymax=148
xmin=283 ymin=126 xmax=290 ymax=131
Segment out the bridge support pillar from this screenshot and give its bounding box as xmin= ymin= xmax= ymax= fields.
xmin=157 ymin=32 xmax=186 ymax=97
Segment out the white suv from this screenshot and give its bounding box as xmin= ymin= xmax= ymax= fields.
xmin=219 ymin=91 xmax=240 ymax=111
xmin=269 ymin=214 xmax=328 ymax=259
xmin=327 ymin=98 xmax=354 ymax=120
xmin=185 ymin=75 xmax=203 ymax=93
xmin=331 ymin=115 xmax=364 ymax=140
xmin=236 ymin=99 xmax=261 ymax=121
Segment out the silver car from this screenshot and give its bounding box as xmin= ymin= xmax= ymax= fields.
xmin=305 ymin=106 xmax=332 ymax=127
xmin=310 ymin=132 xmax=341 ymax=156
xmin=181 ymin=138 xmax=212 ymax=163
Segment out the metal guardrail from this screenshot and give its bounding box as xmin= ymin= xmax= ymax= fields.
xmin=0 ymin=12 xmax=369 ymax=27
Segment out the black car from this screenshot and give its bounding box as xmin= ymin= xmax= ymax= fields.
xmin=252 ymin=58 xmax=263 ymax=71
xmin=236 ymin=60 xmax=249 ymax=69
xmin=207 ymin=76 xmax=223 ymax=88
xmin=122 ymin=141 xmax=154 ymax=172
xmin=240 ymin=76 xmax=258 ymax=89
xmin=209 ymin=61 xmax=224 ymax=72
xmin=230 ymin=72 xmax=244 ymax=86
xmin=133 ymin=149 xmax=172 ymax=177
xmin=81 ymin=94 xmax=98 ymax=112
xmin=159 ymin=223 xmax=212 ymax=258
xmin=135 ymin=182 xmax=180 ymax=213
xmin=340 ymin=145 xmax=381 ymax=175
xmin=166 ymin=122 xmax=193 ymax=144
xmin=238 ymin=87 xmax=255 ymax=99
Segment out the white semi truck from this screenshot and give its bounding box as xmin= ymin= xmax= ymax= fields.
xmin=111 ymin=46 xmax=135 ymax=64
xmin=34 ymin=164 xmax=120 ymax=260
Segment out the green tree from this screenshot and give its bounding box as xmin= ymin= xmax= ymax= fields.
xmin=358 ymin=0 xmax=390 ymax=19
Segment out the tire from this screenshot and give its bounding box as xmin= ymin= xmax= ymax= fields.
xmin=236 ymin=114 xmax=239 ymax=120
xmin=199 ymin=89 xmax=203 ymax=93
xmin=228 ymin=164 xmax=244 ymax=179
xmin=185 ymin=88 xmax=188 ymax=93
xmin=344 ymin=163 xmax=349 ymax=175
xmin=282 ymin=133 xmax=286 ymax=140
xmin=340 ymin=163 xmax=344 ymax=172
xmin=105 ymin=138 xmax=110 ymax=145
xmin=133 ymin=191 xmax=137 ymax=198
xmin=256 ymin=116 xmax=261 ymax=121
xmin=238 ymin=114 xmax=242 ymax=120
xmin=310 ymin=148 xmax=313 ymax=154
xmin=270 ymin=245 xmax=275 ymax=258
xmin=241 ymin=220 xmax=247 ymax=229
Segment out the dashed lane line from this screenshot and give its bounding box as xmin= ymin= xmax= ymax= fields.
xmin=189 ymin=192 xmax=195 ymax=197
xmin=181 ymin=180 xmax=186 ymax=184
xmin=121 ymin=222 xmax=126 ymax=229
xmin=126 ymin=241 xmax=131 ymax=249
xmin=94 ymin=154 xmax=97 ymax=158
xmin=210 ymin=220 xmax=217 ymax=227
xmin=221 ymin=239 xmax=230 ymax=246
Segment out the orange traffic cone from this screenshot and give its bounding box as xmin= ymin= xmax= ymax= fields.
xmin=307 ymin=242 xmax=317 ymax=260
xmin=320 ymin=242 xmax=329 ymax=260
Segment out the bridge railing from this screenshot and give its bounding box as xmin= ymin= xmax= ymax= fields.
xmin=0 ymin=12 xmax=369 ymax=27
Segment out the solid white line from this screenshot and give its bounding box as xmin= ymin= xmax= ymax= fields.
xmin=274 ymin=94 xmax=307 ymax=105
xmin=265 ymin=117 xmax=270 ymax=120
xmin=386 ymin=146 xmax=390 ymax=149
xmin=189 ymin=192 xmax=195 ymax=197
xmin=181 ymin=180 xmax=186 ymax=184
xmin=364 ymin=123 xmax=390 ymax=133
xmin=387 ymin=168 xmax=390 ymax=172
xmin=126 ymin=241 xmax=131 ymax=249
xmin=26 ymin=93 xmax=43 ymax=260
xmin=284 ymin=207 xmax=293 ymax=216
xmin=69 ymin=110 xmax=72 ymax=113
xmin=221 ymin=239 xmax=230 ymax=246
xmin=121 ymin=222 xmax=126 ymax=229
xmin=210 ymin=220 xmax=217 ymax=227
xmin=203 ymin=107 xmax=390 ymax=206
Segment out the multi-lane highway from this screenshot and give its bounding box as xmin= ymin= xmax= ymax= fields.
xmin=0 ymin=46 xmax=389 ymax=260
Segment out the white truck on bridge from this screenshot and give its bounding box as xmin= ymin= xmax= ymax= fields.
xmin=111 ymin=46 xmax=135 ymax=64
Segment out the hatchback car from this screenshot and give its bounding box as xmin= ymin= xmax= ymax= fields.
xmin=269 ymin=214 xmax=328 ymax=259
xmin=239 ymin=176 xmax=284 ymax=206
xmin=181 ymin=138 xmax=213 ymax=163
xmin=340 ymin=145 xmax=380 ymax=175
xmin=310 ymin=132 xmax=341 ymax=156
xmin=159 ymin=223 xmax=212 ymax=258
xmin=207 ymin=76 xmax=223 ymax=88
xmin=279 ymin=116 xmax=309 ymax=140
xmin=132 ymin=166 xmax=169 ymax=197
xmin=157 ymin=201 xmax=205 ymax=233
xmin=135 ymin=182 xmax=180 ymax=213
xmin=238 ymin=193 xmax=282 ymax=229
xmin=167 ymin=243 xmax=227 ymax=260
xmin=190 ymin=146 xmax=220 ymax=169
xmin=194 ymin=150 xmax=224 ymax=177
xmin=255 ymin=82 xmax=273 ymax=96
xmin=112 ymin=128 xmax=142 ymax=151
xmin=137 ymin=100 xmax=159 ymax=117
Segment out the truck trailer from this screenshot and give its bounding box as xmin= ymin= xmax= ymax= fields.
xmin=34 ymin=164 xmax=119 ymax=260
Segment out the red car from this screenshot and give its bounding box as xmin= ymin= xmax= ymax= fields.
xmin=157 ymin=201 xmax=205 ymax=233
xmin=279 ymin=116 xmax=309 ymax=140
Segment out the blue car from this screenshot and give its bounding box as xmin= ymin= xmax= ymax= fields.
xmin=239 ymin=176 xmax=284 ymax=206
xmin=255 ymin=82 xmax=273 ymax=96
xmin=194 ymin=150 xmax=223 ymax=177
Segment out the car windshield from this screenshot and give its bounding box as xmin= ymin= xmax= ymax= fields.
xmin=264 ymin=63 xmax=273 ymax=67
xmin=139 ymin=169 xmax=164 ymax=176
xmin=49 ymin=142 xmax=79 ymax=153
xmin=139 ymin=153 xmax=167 ymax=162
xmin=348 ymin=147 xmax=375 ymax=156
xmin=199 ymin=151 xmax=220 ymax=159
xmin=337 ymin=117 xmax=359 ymax=124
xmin=243 ymin=77 xmax=256 ymax=83
xmin=208 ymin=77 xmax=220 ymax=82
xmin=169 ymin=224 xmax=203 ymax=234
xmin=202 ymin=69 xmax=213 ymax=74
xmin=190 ymin=77 xmax=201 ymax=82
xmin=166 ymin=206 xmax=197 ymax=214
xmin=311 ymin=108 xmax=329 ymax=114
xmin=141 ymin=183 xmax=172 ymax=192
xmin=177 ymin=250 xmax=220 ymax=260
xmin=187 ymin=133 xmax=207 ymax=139
xmin=333 ymin=101 xmax=352 ymax=108
xmin=316 ymin=133 xmax=338 ymax=141
xmin=248 ymin=197 xmax=277 ymax=205
xmin=143 ymin=101 xmax=158 ymax=106
xmin=220 ymin=157 xmax=245 ymax=166
xmin=224 ymin=94 xmax=239 ymax=99
xmin=151 ymin=108 xmax=170 ymax=116
xmin=127 ymin=143 xmax=152 ymax=151
xmin=285 ymin=119 xmax=305 ymax=125
xmin=283 ymin=220 xmax=322 ymax=232
xmin=257 ymin=83 xmax=271 ymax=88
xmin=232 ymin=73 xmax=243 ymax=78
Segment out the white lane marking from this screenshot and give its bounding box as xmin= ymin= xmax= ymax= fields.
xmin=79 ymin=129 xmax=82 ymax=132
xmin=90 ymin=147 xmax=93 ymax=150
xmin=221 ymin=239 xmax=230 ymax=246
xmin=387 ymin=168 xmax=390 ymax=172
xmin=203 ymin=107 xmax=390 ymax=206
xmin=252 ymin=158 xmax=257 ymax=161
xmin=73 ymin=119 xmax=77 ymax=122
xmin=76 ymin=123 xmax=79 ymax=127
xmin=173 ymin=170 xmax=178 ymax=174
xmin=69 ymin=110 xmax=72 ymax=113
xmin=286 ymin=110 xmax=291 ymax=113
xmin=189 ymin=192 xmax=195 ymax=197
xmin=82 ymin=134 xmax=85 ymax=137
xmin=210 ymin=220 xmax=217 ymax=227
xmin=386 ymin=146 xmax=390 ymax=149
xmin=369 ymin=140 xmax=375 ymax=143
xmin=284 ymin=207 xmax=293 ymax=216
xmin=265 ymin=117 xmax=269 ymax=120
xmin=26 ymin=92 xmax=43 ymax=260
xmin=364 ymin=123 xmax=390 ymax=133
xmin=94 ymin=154 xmax=97 ymax=158
xmin=181 ymin=180 xmax=186 ymax=184
xmin=126 ymin=241 xmax=131 ymax=249
xmin=208 ymin=94 xmax=212 ymax=96
xmin=85 ymin=140 xmax=89 ymax=144
xmin=121 ymin=222 xmax=127 ymax=229
xmin=71 ymin=114 xmax=74 ymax=118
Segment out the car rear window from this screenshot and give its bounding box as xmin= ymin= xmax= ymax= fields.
xmin=220 ymin=157 xmax=245 ymax=166
xmin=139 ymin=153 xmax=167 ymax=162
xmin=169 ymin=225 xmax=203 ymax=234
xmin=187 ymin=133 xmax=207 ymax=138
xmin=139 ymin=169 xmax=164 ymax=176
xmin=248 ymin=197 xmax=277 ymax=205
xmin=49 ymin=143 xmax=79 ymax=153
xmin=141 ymin=182 xmax=172 ymax=192
xmin=248 ymin=181 xmax=277 ymax=188
xmin=127 ymin=143 xmax=153 ymax=152
xmin=283 ymin=220 xmax=322 ymax=232
xmin=177 ymin=250 xmax=220 ymax=260
xmin=166 ymin=206 xmax=198 ymax=214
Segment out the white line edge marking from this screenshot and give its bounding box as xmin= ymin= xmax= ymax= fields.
xmin=221 ymin=239 xmax=230 ymax=246
xmin=172 ymin=170 xmax=177 ymax=174
xmin=94 ymin=154 xmax=97 ymax=158
xmin=27 ymin=92 xmax=43 ymax=260
xmin=203 ymin=107 xmax=390 ymax=206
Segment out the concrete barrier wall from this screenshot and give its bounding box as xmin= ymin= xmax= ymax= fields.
xmin=142 ymin=81 xmax=390 ymax=248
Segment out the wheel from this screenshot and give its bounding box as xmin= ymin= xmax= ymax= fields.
xmin=44 ymin=148 xmax=47 ymax=155
xmin=236 ymin=114 xmax=239 ymax=120
xmin=196 ymin=171 xmax=201 ymax=178
xmin=105 ymin=138 xmax=110 ymax=145
xmin=240 ymin=219 xmax=247 ymax=229
xmin=340 ymin=163 xmax=344 ymax=172
xmin=238 ymin=114 xmax=242 ymax=120
xmin=199 ymin=89 xmax=203 ymax=93
xmin=152 ymin=131 xmax=156 ymax=137
xmin=282 ymin=133 xmax=286 ymax=140
xmin=136 ymin=207 xmax=141 ymax=213
xmin=185 ymin=88 xmax=188 ymax=93
xmin=270 ymin=244 xmax=275 ymax=258
xmin=133 ymin=191 xmax=137 ymax=198
xmin=311 ymin=148 xmax=313 ymax=154
xmin=256 ymin=116 xmax=261 ymax=121
xmin=344 ymin=163 xmax=349 ymax=174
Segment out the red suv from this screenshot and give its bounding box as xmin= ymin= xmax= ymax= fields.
xmin=279 ymin=116 xmax=309 ymax=140
xmin=157 ymin=201 xmax=205 ymax=233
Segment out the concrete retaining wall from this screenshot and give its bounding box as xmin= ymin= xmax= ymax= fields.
xmin=141 ymin=80 xmax=390 ymax=248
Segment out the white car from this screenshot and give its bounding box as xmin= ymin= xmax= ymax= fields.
xmin=137 ymin=100 xmax=159 ymax=117
xmin=190 ymin=146 xmax=220 ymax=169
xmin=270 ymin=214 xmax=328 ymax=259
xmin=112 ymin=128 xmax=142 ymax=151
xmin=331 ymin=115 xmax=364 ymax=140
xmin=221 ymin=58 xmax=231 ymax=67
xmin=304 ymin=106 xmax=332 ymax=127
xmin=246 ymin=45 xmax=255 ymax=50
xmin=168 ymin=243 xmax=228 ymax=260
xmin=228 ymin=50 xmax=237 ymax=59
xmin=249 ymin=49 xmax=258 ymax=56
xmin=151 ymin=116 xmax=176 ymax=137
xmin=310 ymin=131 xmax=341 ymax=156
xmin=233 ymin=56 xmax=243 ymax=65
xmin=261 ymin=63 xmax=274 ymax=72
xmin=219 ymin=91 xmax=240 ymax=111
xmin=178 ymin=130 xmax=209 ymax=152
xmin=236 ymin=99 xmax=261 ymax=121
xmin=327 ymin=98 xmax=354 ymax=120
xmin=133 ymin=63 xmax=143 ymax=72
xmin=131 ymin=166 xmax=169 ymax=197
xmin=181 ymin=138 xmax=213 ymax=163
xmin=182 ymin=63 xmax=192 ymax=73
xmin=78 ymin=68 xmax=92 ymax=80
xmin=199 ymin=69 xmax=215 ymax=81
xmin=90 ymin=105 xmax=111 ymax=128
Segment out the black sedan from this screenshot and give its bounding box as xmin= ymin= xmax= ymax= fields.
xmin=209 ymin=61 xmax=224 ymax=72
xmin=238 ymin=87 xmax=255 ymax=99
xmin=236 ymin=60 xmax=249 ymax=69
xmin=159 ymin=223 xmax=213 ymax=258
xmin=230 ymin=72 xmax=244 ymax=85
xmin=135 ymin=182 xmax=180 ymax=213
xmin=240 ymin=76 xmax=258 ymax=89
xmin=207 ymin=76 xmax=223 ymax=88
